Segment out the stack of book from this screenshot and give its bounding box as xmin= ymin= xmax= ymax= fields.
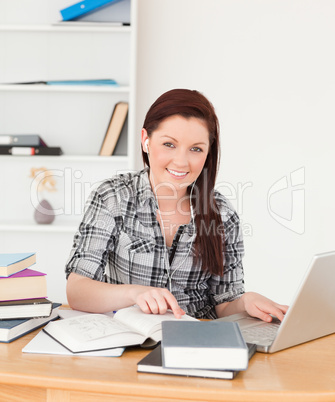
xmin=0 ymin=252 xmax=61 ymax=343
xmin=0 ymin=134 xmax=63 ymax=156
xmin=137 ymin=321 xmax=256 ymax=380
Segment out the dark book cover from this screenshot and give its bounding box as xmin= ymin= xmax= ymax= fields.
xmin=0 ymin=146 xmax=63 ymax=156
xmin=137 ymin=343 xmax=257 ymax=379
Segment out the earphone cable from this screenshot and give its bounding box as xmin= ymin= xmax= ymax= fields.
xmin=146 ymin=143 xmax=196 ymax=291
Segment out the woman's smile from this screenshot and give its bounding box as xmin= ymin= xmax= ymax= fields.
xmin=166 ymin=168 xmax=189 ymax=179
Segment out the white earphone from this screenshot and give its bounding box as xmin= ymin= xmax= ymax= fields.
xmin=143 ymin=136 xmax=196 ymax=291
xmin=144 ymin=139 xmax=149 ymax=153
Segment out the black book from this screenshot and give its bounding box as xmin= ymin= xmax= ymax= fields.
xmin=0 ymin=146 xmax=63 ymax=156
xmin=137 ymin=343 xmax=257 ymax=379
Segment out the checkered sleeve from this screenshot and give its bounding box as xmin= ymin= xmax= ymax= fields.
xmin=207 ymin=195 xmax=245 ymax=306
xmin=65 ymin=185 xmax=118 ymax=281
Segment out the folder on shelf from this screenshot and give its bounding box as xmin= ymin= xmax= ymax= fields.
xmin=0 ymin=135 xmax=47 ymax=147
xmin=99 ymin=102 xmax=128 ymax=156
xmin=60 ymin=0 xmax=120 ymax=21
xmin=70 ymin=0 xmax=131 ymax=24
xmin=0 ymin=146 xmax=63 ymax=156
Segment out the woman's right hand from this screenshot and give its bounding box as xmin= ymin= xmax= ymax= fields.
xmin=67 ymin=273 xmax=184 ymax=318
xmin=130 ymin=285 xmax=185 ymax=319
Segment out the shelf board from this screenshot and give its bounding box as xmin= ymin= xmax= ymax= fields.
xmin=0 ymin=84 xmax=130 ymax=93
xmin=0 ymin=155 xmax=129 ymax=162
xmin=0 ymin=220 xmax=79 ymax=233
xmin=0 ymin=24 xmax=131 ymax=33
xmin=56 ymin=155 xmax=129 ymax=162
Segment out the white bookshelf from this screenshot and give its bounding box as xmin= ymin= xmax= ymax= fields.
xmin=0 ymin=0 xmax=138 ymax=304
xmin=0 ymin=0 xmax=138 ymax=218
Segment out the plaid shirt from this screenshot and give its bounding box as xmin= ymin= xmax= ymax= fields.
xmin=65 ymin=168 xmax=245 ymax=319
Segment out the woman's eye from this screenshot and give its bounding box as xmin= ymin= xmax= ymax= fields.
xmin=191 ymin=147 xmax=203 ymax=152
xmin=163 ymin=142 xmax=175 ymax=148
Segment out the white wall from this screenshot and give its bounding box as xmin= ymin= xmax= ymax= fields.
xmin=1 ymin=1 xmax=334 ymax=305
xmin=135 ymin=0 xmax=335 ymax=304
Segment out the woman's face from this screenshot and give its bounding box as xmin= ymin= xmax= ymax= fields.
xmin=142 ymin=115 xmax=210 ymax=195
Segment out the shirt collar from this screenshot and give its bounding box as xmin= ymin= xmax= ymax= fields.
xmin=137 ymin=168 xmax=159 ymax=210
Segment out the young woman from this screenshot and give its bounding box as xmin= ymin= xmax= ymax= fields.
xmin=66 ymin=89 xmax=288 ymax=321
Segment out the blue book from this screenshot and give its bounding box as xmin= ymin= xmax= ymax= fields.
xmin=45 ymin=79 xmax=118 ymax=86
xmin=0 ymin=252 xmax=36 ymax=278
xmin=0 ymin=303 xmax=61 ymax=343
xmin=6 ymin=80 xmax=118 ymax=86
xmin=60 ymin=0 xmax=121 ymax=21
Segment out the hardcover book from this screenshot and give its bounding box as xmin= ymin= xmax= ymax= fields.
xmin=0 ymin=252 xmax=36 ymax=277
xmin=0 ymin=303 xmax=61 ymax=343
xmin=137 ymin=343 xmax=257 ymax=379
xmin=99 ymin=102 xmax=128 ymax=156
xmin=161 ymin=321 xmax=249 ymax=371
xmin=43 ymin=305 xmax=197 ymax=353
xmin=0 ymin=269 xmax=48 ymax=302
xmin=0 ymin=298 xmax=52 ymax=320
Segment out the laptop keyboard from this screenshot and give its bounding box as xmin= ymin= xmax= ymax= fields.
xmin=241 ymin=323 xmax=280 ymax=345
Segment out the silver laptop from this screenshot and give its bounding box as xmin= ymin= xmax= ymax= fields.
xmin=216 ymin=251 xmax=335 ymax=353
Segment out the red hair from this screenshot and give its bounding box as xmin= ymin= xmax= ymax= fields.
xmin=142 ymin=89 xmax=224 ymax=276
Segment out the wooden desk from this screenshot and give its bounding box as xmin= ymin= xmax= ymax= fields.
xmin=1 ymin=330 xmax=335 ymax=402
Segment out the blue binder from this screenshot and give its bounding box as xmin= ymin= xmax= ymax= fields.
xmin=60 ymin=0 xmax=121 ymax=21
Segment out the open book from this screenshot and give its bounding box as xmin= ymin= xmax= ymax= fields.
xmin=43 ymin=306 xmax=197 ymax=353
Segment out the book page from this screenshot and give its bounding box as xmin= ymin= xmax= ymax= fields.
xmin=23 ymin=330 xmax=125 ymax=357
xmin=58 ymin=309 xmax=115 ymax=320
xmin=53 ymin=314 xmax=130 ymax=343
xmin=115 ymin=306 xmax=198 ymax=341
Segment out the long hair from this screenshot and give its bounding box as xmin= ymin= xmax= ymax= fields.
xmin=142 ymin=89 xmax=224 ymax=276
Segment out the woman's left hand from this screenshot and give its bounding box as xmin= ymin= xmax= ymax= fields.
xmin=241 ymin=292 xmax=289 ymax=322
